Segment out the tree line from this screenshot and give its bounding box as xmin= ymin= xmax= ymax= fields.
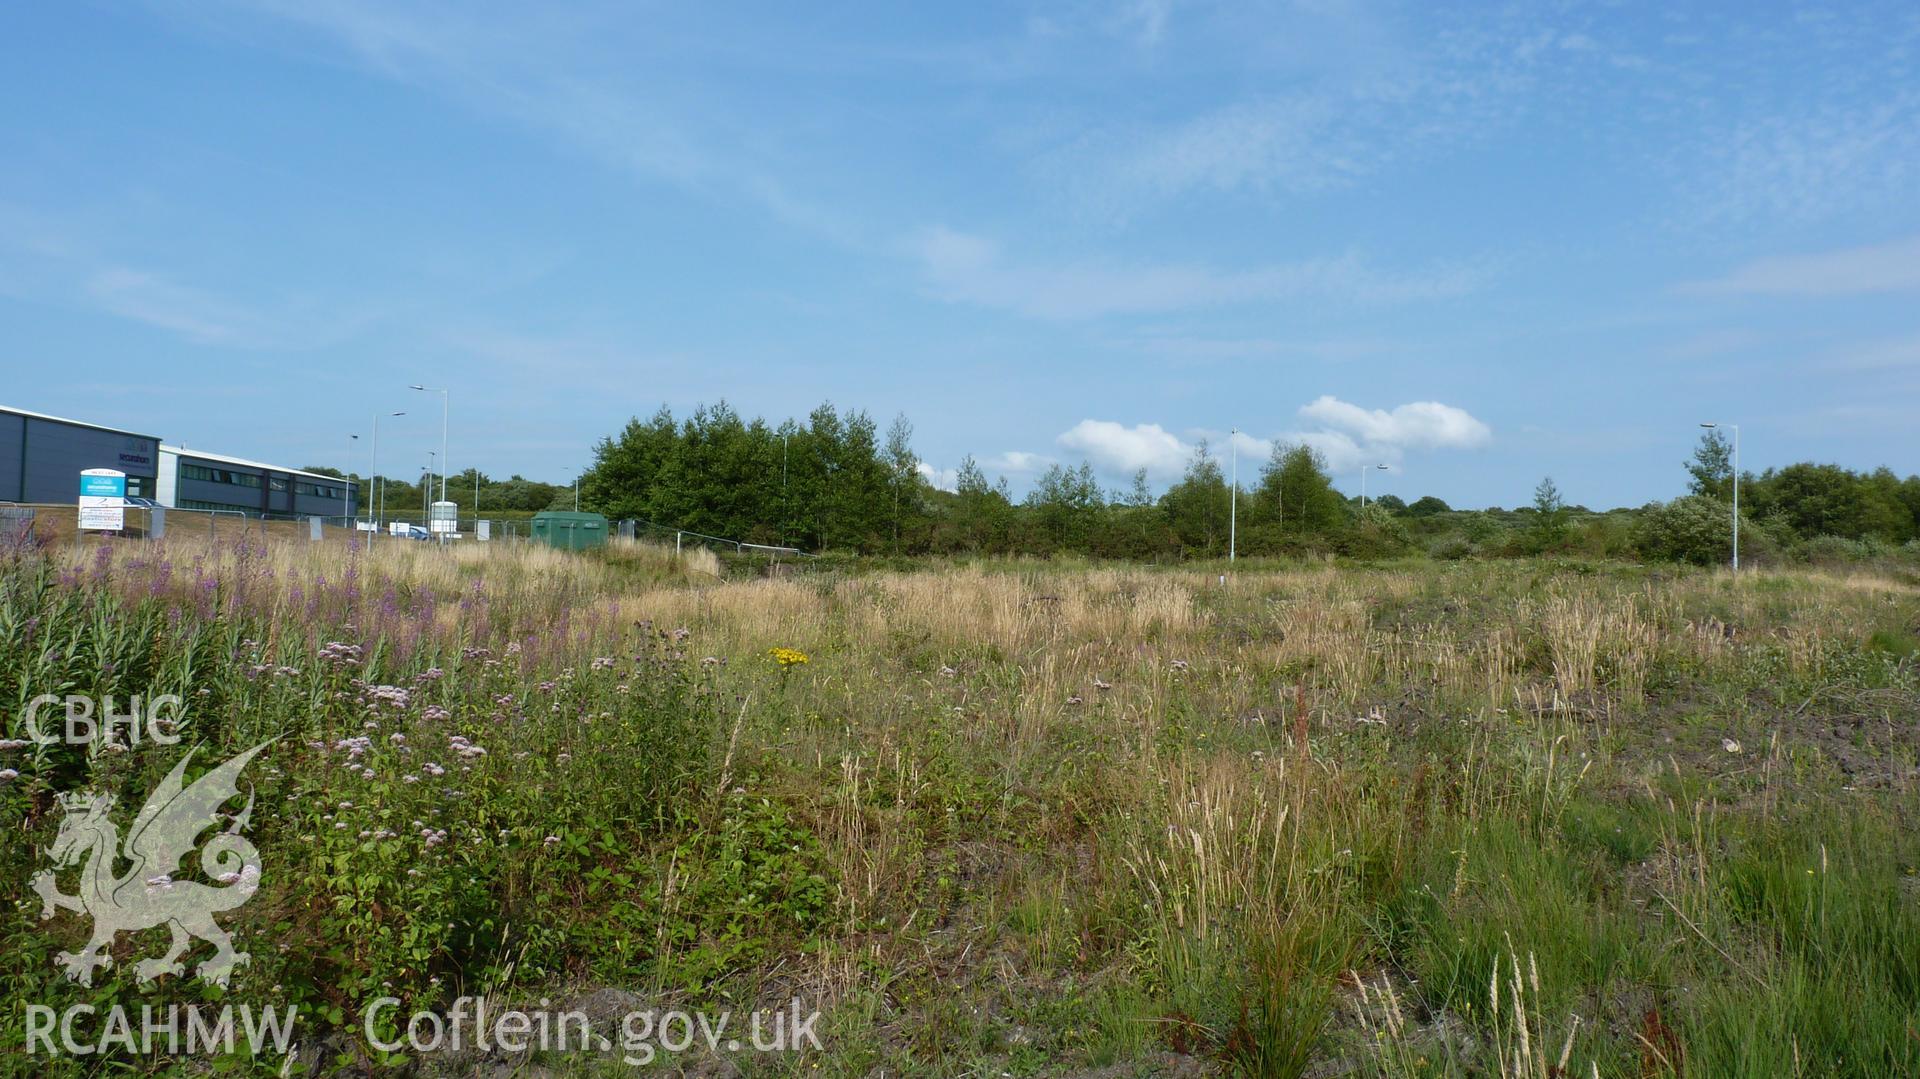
xmin=305 ymin=467 xmax=574 ymax=518
xmin=362 ymin=402 xmax=1916 ymax=565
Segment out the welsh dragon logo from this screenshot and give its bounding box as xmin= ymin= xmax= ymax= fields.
xmin=31 ymin=742 xmax=270 ymax=988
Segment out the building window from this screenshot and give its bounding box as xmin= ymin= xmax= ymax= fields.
xmin=269 ymin=477 xmax=289 ymax=492
xmin=178 ymin=498 xmax=258 ymax=515
xmin=181 ymin=463 xmax=262 ymax=488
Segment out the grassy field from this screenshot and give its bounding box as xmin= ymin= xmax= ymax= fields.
xmin=3 ymin=535 xmax=1918 ymax=1076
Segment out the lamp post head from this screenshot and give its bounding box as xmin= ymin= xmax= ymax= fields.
xmin=1700 ymin=422 xmax=1716 ymax=429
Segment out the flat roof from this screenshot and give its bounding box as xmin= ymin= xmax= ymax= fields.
xmin=162 ymin=444 xmax=353 ymax=485
xmin=1 ymin=403 xmax=162 ymax=443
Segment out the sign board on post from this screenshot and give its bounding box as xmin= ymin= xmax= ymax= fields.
xmin=78 ymin=469 xmax=127 ymax=532
xmin=429 ymin=500 xmax=458 ymax=536
xmin=476 ymin=520 xmax=491 ymax=542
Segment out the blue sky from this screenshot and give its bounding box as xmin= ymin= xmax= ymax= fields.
xmin=2 ymin=1 xmax=1916 ymax=509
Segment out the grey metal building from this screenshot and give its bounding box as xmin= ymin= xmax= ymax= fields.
xmin=1 ymin=405 xmax=162 ymax=503
xmin=157 ymin=445 xmax=357 ymax=519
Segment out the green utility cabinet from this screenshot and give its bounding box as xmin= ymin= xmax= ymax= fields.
xmin=529 ymin=510 xmax=608 ymax=550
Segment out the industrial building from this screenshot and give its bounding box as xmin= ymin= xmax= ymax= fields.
xmin=3 ymin=403 xmax=356 ymax=519
xmin=2 ymin=405 xmax=161 ymax=503
xmin=158 ymin=446 xmax=356 ymax=519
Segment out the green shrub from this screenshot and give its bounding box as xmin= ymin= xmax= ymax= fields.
xmin=1632 ymin=496 xmax=1771 ymax=565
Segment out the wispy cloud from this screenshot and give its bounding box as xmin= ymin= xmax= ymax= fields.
xmin=1029 ymin=6 xmax=1549 ymax=218
xmin=1117 ymin=331 xmax=1400 ymax=365
xmin=1826 ymin=334 xmax=1920 ymax=372
xmin=1684 ymin=89 xmax=1920 ymax=226
xmin=1111 ymin=0 xmax=1175 ymax=48
xmin=187 ymin=0 xmax=861 ymax=244
xmin=85 ymin=268 xmax=250 ymax=344
xmin=1684 ymin=234 xmax=1920 ymax=296
xmin=914 ymin=226 xmax=1481 ymax=319
xmin=1 ymin=199 xmax=391 ymax=350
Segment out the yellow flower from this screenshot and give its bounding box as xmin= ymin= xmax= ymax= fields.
xmin=769 ymin=646 xmax=810 ymax=668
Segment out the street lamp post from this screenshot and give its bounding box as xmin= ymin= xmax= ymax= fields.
xmin=409 ymin=384 xmax=449 ymax=504
xmin=372 ymin=411 xmax=405 ymax=534
xmin=1700 ymin=422 xmax=1740 ymax=571
xmin=1360 ymin=463 xmax=1387 ymax=508
xmin=425 ymin=453 xmax=435 ymax=521
xmin=346 ymin=433 xmax=358 ymax=525
xmin=1229 ymin=428 xmax=1238 ymax=564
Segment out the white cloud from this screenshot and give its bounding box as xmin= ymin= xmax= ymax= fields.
xmin=915 ymin=226 xmax=1479 ymax=320
xmin=983 ymin=450 xmax=1054 ymax=474
xmin=916 ymin=461 xmax=959 ymax=492
xmin=1052 ymin=397 xmax=1491 ymax=485
xmin=1684 ymin=234 xmax=1920 ymax=296
xmin=1296 ymin=396 xmax=1493 ymax=452
xmin=1056 ymin=420 xmax=1190 ymax=477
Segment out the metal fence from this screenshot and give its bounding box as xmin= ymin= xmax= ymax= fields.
xmin=0 ymin=503 xmax=812 ymax=562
